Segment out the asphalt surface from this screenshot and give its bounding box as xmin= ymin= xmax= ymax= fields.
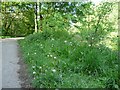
xmin=0 ymin=40 xmax=2 ymax=89
xmin=1 ymin=38 xmax=24 ymax=88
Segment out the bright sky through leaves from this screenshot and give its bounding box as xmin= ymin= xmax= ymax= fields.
xmin=90 ymin=0 xmax=103 ymax=5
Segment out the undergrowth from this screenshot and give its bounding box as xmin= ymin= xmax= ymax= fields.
xmin=19 ymin=30 xmax=119 ymax=88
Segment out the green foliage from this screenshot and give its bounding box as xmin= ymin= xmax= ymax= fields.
xmin=19 ymin=28 xmax=118 ymax=88
xmin=0 ymin=36 xmax=11 ymax=39
xmin=3 ymin=0 xmax=117 ymax=88
xmin=1 ymin=2 xmax=35 ymax=36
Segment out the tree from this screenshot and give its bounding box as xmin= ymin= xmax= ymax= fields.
xmin=1 ymin=2 xmax=35 ymax=36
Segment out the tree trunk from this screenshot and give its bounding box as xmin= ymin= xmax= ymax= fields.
xmin=34 ymin=2 xmax=37 ymax=33
xmin=39 ymin=2 xmax=42 ymax=31
xmin=34 ymin=0 xmax=41 ymax=33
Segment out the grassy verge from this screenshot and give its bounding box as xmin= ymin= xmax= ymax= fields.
xmin=18 ymin=30 xmax=119 ymax=88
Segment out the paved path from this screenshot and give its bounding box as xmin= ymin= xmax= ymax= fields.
xmin=0 ymin=40 xmax=2 ymax=89
xmin=1 ymin=38 xmax=24 ymax=88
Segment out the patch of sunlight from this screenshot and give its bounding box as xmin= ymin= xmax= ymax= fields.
xmin=107 ymin=32 xmax=118 ymax=38
xmin=76 ymin=22 xmax=83 ymax=27
xmin=99 ymin=31 xmax=118 ymax=50
xmin=104 ymin=0 xmax=120 ymax=3
xmin=90 ymin=0 xmax=103 ymax=5
xmin=69 ymin=26 xmax=80 ymax=34
xmin=108 ymin=4 xmax=118 ymax=29
xmin=86 ymin=15 xmax=93 ymax=22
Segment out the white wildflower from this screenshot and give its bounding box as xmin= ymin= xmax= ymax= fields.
xmin=32 ymin=66 xmax=35 ymax=68
xmin=88 ymin=44 xmax=91 ymax=46
xmin=39 ymin=66 xmax=42 ymax=69
xmin=64 ymin=40 xmax=67 ymax=43
xmin=54 ymin=57 xmax=57 ymax=59
xmin=52 ymin=69 xmax=56 ymax=72
xmin=33 ymin=71 xmax=36 ymax=74
xmin=34 ymin=53 xmax=36 ymax=54
xmin=47 ymin=55 xmax=49 ymax=57
xmin=50 ymin=54 xmax=53 ymax=57
xmin=51 ymin=38 xmax=54 ymax=41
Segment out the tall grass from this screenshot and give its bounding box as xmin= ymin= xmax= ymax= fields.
xmin=19 ymin=30 xmax=118 ymax=88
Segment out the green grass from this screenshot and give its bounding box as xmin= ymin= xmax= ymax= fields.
xmin=19 ymin=30 xmax=119 ymax=88
xmin=0 ymin=36 xmax=12 ymax=39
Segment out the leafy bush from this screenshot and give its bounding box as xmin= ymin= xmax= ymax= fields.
xmin=19 ymin=29 xmax=118 ymax=88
